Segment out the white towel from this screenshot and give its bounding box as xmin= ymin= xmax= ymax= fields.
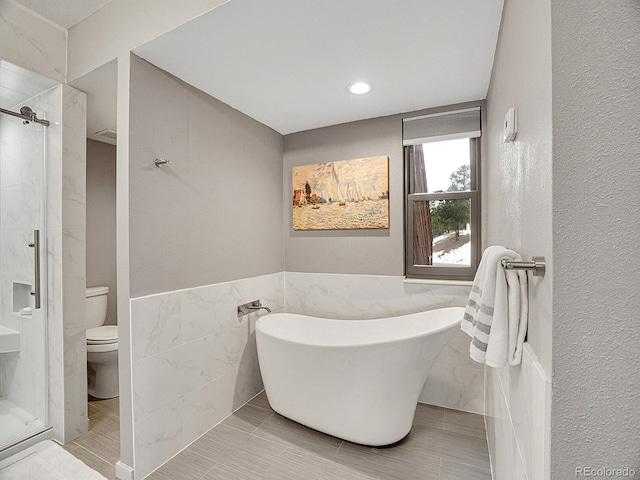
xmin=461 ymin=246 xmax=529 ymax=367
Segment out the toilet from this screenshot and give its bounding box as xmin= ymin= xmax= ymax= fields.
xmin=86 ymin=286 xmax=118 ymax=399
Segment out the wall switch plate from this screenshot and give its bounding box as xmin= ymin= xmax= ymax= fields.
xmin=504 ymin=107 xmax=517 ymax=142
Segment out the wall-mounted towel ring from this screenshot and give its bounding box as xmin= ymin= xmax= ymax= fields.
xmin=154 ymin=158 xmax=171 ymax=168
xmin=501 ymin=256 xmax=546 ymax=277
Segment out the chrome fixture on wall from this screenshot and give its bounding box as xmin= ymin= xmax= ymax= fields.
xmin=154 ymin=158 xmax=171 ymax=168
xmin=28 ymin=230 xmax=41 ymax=309
xmin=0 ymin=105 xmax=50 ymax=126
xmin=501 ymin=256 xmax=546 ymax=277
xmin=237 ymin=300 xmax=272 ymax=317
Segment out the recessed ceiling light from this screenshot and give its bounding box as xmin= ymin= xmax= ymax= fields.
xmin=347 ymin=81 xmax=373 ymax=95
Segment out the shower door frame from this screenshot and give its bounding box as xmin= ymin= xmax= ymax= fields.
xmin=0 ymin=104 xmax=52 ymax=457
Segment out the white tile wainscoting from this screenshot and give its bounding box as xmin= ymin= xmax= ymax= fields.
xmin=485 ymin=343 xmax=551 ymax=480
xmin=129 ymin=271 xmax=486 ymax=478
xmin=129 ymin=272 xmax=284 ymax=479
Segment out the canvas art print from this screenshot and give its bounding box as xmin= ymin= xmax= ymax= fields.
xmin=292 ymin=156 xmax=390 ymax=230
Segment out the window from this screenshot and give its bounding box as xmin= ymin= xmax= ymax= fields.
xmin=404 ymin=107 xmax=481 ymax=280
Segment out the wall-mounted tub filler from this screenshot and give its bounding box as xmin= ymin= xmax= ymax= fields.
xmin=237 ymin=300 xmax=272 ymax=317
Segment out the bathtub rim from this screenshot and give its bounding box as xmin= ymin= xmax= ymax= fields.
xmin=256 ymin=306 xmax=463 ymax=349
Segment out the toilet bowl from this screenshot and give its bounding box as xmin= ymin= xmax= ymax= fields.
xmin=86 ymin=287 xmax=119 ymax=399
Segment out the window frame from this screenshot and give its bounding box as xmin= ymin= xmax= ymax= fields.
xmin=404 ymin=135 xmax=481 ymax=281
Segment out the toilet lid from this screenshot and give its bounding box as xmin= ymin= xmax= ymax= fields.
xmin=87 ymin=325 xmax=118 ymax=344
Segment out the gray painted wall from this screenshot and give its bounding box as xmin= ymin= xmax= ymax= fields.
xmin=86 ymin=139 xmax=118 ymax=325
xmin=485 ymin=0 xmax=553 ymax=375
xmin=283 ymin=116 xmax=402 ymax=275
xmin=283 ymin=102 xmax=482 ymax=275
xmin=551 ymin=1 xmax=640 ymax=477
xmin=128 ymin=55 xmax=284 ymax=297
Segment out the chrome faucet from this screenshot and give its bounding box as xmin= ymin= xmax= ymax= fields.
xmin=247 ymin=305 xmax=272 ymax=313
xmin=237 ymin=300 xmax=271 ymax=317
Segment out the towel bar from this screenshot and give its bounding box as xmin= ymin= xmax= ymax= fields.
xmin=501 ymin=256 xmax=546 ymax=277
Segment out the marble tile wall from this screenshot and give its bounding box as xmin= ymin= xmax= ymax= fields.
xmin=284 ymin=272 xmax=484 ymax=414
xmin=0 ymin=0 xmax=66 ymax=83
xmin=36 ymin=84 xmax=88 ymax=444
xmin=59 ymin=84 xmax=88 ymax=442
xmin=130 ymin=272 xmax=284 ymax=479
xmin=485 ymin=343 xmax=551 ymax=480
xmin=0 ymin=97 xmax=48 ymax=429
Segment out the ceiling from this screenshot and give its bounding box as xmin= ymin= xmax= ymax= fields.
xmin=134 ymin=0 xmax=504 ymax=134
xmin=8 ymin=0 xmax=503 ymax=140
xmin=12 ymin=0 xmax=111 ymax=29
xmin=70 ymin=60 xmax=117 ymax=145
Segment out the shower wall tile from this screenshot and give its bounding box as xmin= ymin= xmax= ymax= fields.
xmin=283 ymin=272 xmax=483 ymax=414
xmin=0 ymin=228 xmax=36 ymax=282
xmin=1 ymin=179 xmax=41 ymax=230
xmin=131 ymin=271 xmax=284 ymax=478
xmin=0 ymin=101 xmax=49 ymax=430
xmin=0 ymin=1 xmax=66 ymax=83
xmin=42 ymin=85 xmax=66 ymax=442
xmin=60 ymin=85 xmax=87 ymax=442
xmin=36 ymin=84 xmax=88 ymax=443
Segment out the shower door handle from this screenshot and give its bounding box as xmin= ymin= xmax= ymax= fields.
xmin=28 ymin=229 xmax=41 ymax=310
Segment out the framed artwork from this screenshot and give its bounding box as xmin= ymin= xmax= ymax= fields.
xmin=292 ymin=156 xmax=389 ymax=230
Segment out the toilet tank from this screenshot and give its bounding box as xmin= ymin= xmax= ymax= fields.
xmin=86 ymin=286 xmax=109 ymax=329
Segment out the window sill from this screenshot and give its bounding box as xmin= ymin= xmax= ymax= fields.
xmin=402 ymin=276 xmax=473 ymax=286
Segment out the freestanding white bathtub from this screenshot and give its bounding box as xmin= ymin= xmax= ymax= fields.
xmin=255 ymin=307 xmax=463 ymax=446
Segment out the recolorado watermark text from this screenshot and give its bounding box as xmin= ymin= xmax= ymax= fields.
xmin=576 ymin=466 xmax=637 ymax=477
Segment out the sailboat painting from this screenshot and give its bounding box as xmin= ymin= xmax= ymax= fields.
xmin=292 ymin=156 xmax=389 ymax=230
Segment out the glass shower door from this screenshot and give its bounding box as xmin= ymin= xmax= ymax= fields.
xmin=0 ymin=104 xmax=49 ymax=451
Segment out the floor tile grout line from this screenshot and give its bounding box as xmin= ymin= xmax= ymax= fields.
xmin=247 ymin=401 xmax=275 ymax=414
xmin=248 ymin=419 xmax=344 ymax=456
xmin=214 ymin=422 xmax=293 ymax=451
xmin=196 ymin=461 xmax=218 ymax=480
xmin=249 ymin=410 xmax=275 ymax=433
xmin=70 ymin=442 xmax=115 ymax=469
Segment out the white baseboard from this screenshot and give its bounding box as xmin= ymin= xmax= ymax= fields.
xmin=115 ymin=460 xmax=134 ymax=480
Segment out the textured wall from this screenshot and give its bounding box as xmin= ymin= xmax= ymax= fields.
xmin=551 ymin=0 xmax=640 ymax=477
xmin=483 ymin=0 xmax=553 ymax=477
xmin=128 ymin=55 xmax=284 ymax=297
xmin=484 ymin=0 xmax=553 ymax=376
xmin=86 ymin=139 xmax=117 ymax=325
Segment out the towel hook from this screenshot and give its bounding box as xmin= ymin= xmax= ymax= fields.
xmin=501 ymin=256 xmax=546 ymax=277
xmin=154 ymin=158 xmax=171 ymax=168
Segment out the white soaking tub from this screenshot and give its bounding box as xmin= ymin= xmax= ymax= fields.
xmin=255 ymin=307 xmax=463 ymax=446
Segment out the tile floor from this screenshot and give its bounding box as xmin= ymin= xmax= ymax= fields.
xmin=61 ymin=393 xmax=491 ymax=479
xmin=65 ymin=396 xmax=120 ymax=479
xmin=147 ymin=392 xmax=492 ymax=480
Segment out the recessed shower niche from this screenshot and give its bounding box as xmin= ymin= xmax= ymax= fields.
xmin=12 ymin=281 xmax=34 ymax=316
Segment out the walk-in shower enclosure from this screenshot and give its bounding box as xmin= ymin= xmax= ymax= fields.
xmin=0 ymin=59 xmax=56 ymax=452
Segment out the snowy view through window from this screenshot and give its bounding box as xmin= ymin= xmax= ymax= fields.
xmin=420 ymin=139 xmax=471 ymax=267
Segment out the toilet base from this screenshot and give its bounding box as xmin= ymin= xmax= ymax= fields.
xmin=87 ymin=349 xmax=119 ymax=399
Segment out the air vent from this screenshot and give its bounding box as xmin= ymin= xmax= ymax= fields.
xmin=95 ymin=128 xmax=117 ymax=140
